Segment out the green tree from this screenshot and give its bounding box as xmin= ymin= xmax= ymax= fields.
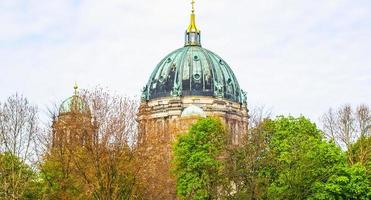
xmin=311 ymin=164 xmax=370 ymax=200
xmin=265 ymin=116 xmax=369 ymax=200
xmin=228 ymin=116 xmax=370 ymax=199
xmin=39 ymin=149 xmax=84 ymax=199
xmin=225 ymin=119 xmax=274 ymax=199
xmin=172 ymin=117 xmax=227 ymax=200
xmin=0 ymin=152 xmax=41 ymax=199
xmin=349 ymin=135 xmax=371 ymax=186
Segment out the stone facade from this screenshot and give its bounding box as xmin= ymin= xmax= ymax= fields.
xmin=137 ymin=96 xmax=248 ymax=199
xmin=52 ymin=111 xmax=96 ymax=148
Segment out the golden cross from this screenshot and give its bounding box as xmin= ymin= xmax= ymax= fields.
xmin=73 ymin=82 xmax=78 ymax=95
xmin=191 ymin=0 xmax=195 ymax=13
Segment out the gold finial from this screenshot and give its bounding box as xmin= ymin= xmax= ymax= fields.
xmin=73 ymin=82 xmax=78 ymax=95
xmin=187 ymin=0 xmax=200 ymax=33
xmin=191 ymin=0 xmax=195 ymax=13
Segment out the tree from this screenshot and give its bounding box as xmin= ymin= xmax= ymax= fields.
xmin=173 ymin=117 xmax=228 ymax=200
xmin=321 ymin=104 xmax=370 ymax=164
xmin=0 ymin=93 xmax=39 ymax=163
xmin=222 ymin=105 xmax=273 ymax=199
xmin=0 ymin=94 xmax=40 ymax=199
xmin=0 ymin=152 xmax=41 ymax=199
xmin=39 ymin=87 xmax=140 ymax=199
xmin=349 ymin=136 xmax=371 ymax=182
xmin=265 ymin=116 xmax=369 ymax=199
xmin=225 ymin=119 xmax=274 ymax=199
xmin=79 ymin=87 xmax=139 ymax=199
xmin=227 ymin=116 xmax=370 ymax=199
xmin=311 ymin=164 xmax=370 ymax=200
xmin=247 ymin=105 xmax=272 ymax=130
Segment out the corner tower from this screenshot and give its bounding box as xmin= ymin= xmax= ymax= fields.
xmin=137 ymin=1 xmax=248 ymax=199
xmin=52 ymin=84 xmax=96 ymax=148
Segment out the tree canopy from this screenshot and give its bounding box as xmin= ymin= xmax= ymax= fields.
xmin=173 ymin=117 xmax=228 ymax=200
xmin=265 ymin=116 xmax=369 ymax=199
xmin=224 ymin=116 xmax=370 ymax=199
xmin=0 ymin=152 xmax=41 ymax=199
xmin=1 ymin=91 xmax=369 ymax=199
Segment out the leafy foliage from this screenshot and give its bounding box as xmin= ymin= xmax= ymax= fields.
xmin=39 ymin=143 xmax=138 ymax=199
xmin=349 ymin=136 xmax=371 ymax=177
xmin=225 ymin=119 xmax=274 ymax=199
xmin=264 ymin=116 xmax=370 ymax=199
xmin=227 ymin=116 xmax=370 ymax=200
xmin=38 ymin=88 xmax=139 ymax=199
xmin=266 ymin=117 xmax=346 ymax=199
xmin=311 ymin=164 xmax=370 ymax=200
xmin=0 ymin=152 xmax=41 ymax=199
xmin=173 ymin=117 xmax=227 ymax=200
xmin=39 ymin=148 xmax=84 ymax=199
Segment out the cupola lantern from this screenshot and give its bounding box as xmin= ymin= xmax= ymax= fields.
xmin=185 ymin=0 xmax=201 ymax=46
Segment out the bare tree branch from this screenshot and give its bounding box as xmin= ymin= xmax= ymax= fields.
xmin=321 ymin=104 xmax=370 ymax=165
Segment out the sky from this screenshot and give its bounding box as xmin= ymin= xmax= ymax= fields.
xmin=0 ymin=0 xmax=370 ymax=124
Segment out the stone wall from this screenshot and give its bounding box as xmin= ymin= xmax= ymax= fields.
xmin=52 ymin=112 xmax=96 ymax=148
xmin=136 ymin=96 xmax=248 ymax=199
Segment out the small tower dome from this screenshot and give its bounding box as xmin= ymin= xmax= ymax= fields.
xmin=59 ymin=83 xmax=90 ymax=114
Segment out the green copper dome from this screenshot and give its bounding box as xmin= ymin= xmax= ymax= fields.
xmin=141 ymin=3 xmax=246 ymax=104
xmin=59 ymin=95 xmax=90 ymax=114
xmin=141 ymin=46 xmax=245 ymax=103
xmin=59 ymin=84 xmax=90 ymax=114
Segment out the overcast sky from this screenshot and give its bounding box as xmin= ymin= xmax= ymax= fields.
xmin=0 ymin=0 xmax=370 ymax=123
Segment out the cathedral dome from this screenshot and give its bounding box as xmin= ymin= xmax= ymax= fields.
xmin=142 ymin=46 xmax=244 ymax=103
xmin=141 ymin=4 xmax=245 ymax=104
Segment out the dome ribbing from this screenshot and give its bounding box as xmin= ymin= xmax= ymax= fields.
xmin=141 ymin=46 xmax=245 ymax=103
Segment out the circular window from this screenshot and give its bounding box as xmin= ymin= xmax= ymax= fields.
xmin=159 ymin=76 xmax=165 ymax=82
xmin=194 ymin=55 xmax=199 ymax=61
xmin=193 ymin=73 xmax=201 ymax=80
